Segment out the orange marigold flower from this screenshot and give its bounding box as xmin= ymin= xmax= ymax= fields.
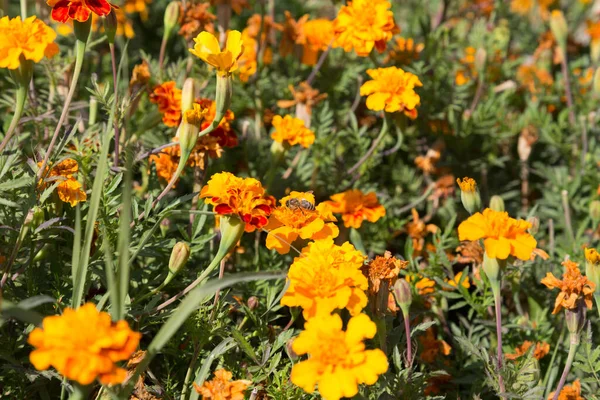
xmin=302 ymin=19 xmax=334 ymax=65
xmin=506 ymin=341 xmax=550 ymax=360
xmin=587 ymin=20 xmax=600 ymax=44
xmin=196 ymin=97 xmax=237 ymax=147
xmin=419 ymin=327 xmax=451 ymax=363
xmin=541 ymin=260 xmax=596 ymax=314
xmin=360 ymin=67 xmax=422 ymax=119
xmin=405 ymin=208 xmax=438 ymax=253
xmin=200 ymin=172 xmax=272 ymax=232
xmin=333 ymin=0 xmax=397 ymax=57
xmin=270 ymin=115 xmax=315 ymax=148
xmin=290 ymin=313 xmax=388 ymax=400
xmin=37 ymin=158 xmax=87 ymax=206
xmin=547 ymin=379 xmax=584 ymax=400
xmin=281 ymin=239 xmax=368 ymax=318
xmin=265 ymin=191 xmax=338 ymax=254
xmin=149 ymin=81 xmax=182 ymax=127
xmin=325 ymin=189 xmax=385 ymax=229
xmin=363 ymin=251 xmax=408 ymax=294
xmin=516 ymin=64 xmax=553 ymax=95
xmin=0 ymin=16 xmax=59 ymax=70
xmin=149 ymin=151 xmax=179 ymax=184
xmin=457 ymin=208 xmax=537 ymax=261
xmin=28 ymin=303 xmax=141 ymax=385
xmin=238 ymin=28 xmax=258 ymax=82
xmin=406 ymin=275 xmax=436 ymax=295
xmin=47 ymin=0 xmax=116 ymax=23
xmin=193 ymin=369 xmax=251 ymax=400
xmin=179 ymin=2 xmax=216 ymax=41
xmin=276 ymin=82 xmax=328 ymax=117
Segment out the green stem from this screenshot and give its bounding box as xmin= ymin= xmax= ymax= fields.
xmin=552 ymin=335 xmax=578 ymax=400
xmin=37 ymin=37 xmax=87 ymax=180
xmin=403 ymin=311 xmax=412 ymax=367
xmin=491 ymin=282 xmax=506 ymax=397
xmin=68 ymin=384 xmax=88 ymax=400
xmin=109 ymin=43 xmax=120 ymax=167
xmin=347 ymin=115 xmax=389 ymax=175
xmin=20 ymin=0 xmax=26 ymax=19
xmin=0 ymin=84 xmax=27 ymax=154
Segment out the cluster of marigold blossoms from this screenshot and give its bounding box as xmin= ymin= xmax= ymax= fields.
xmin=37 ymin=158 xmax=87 ymax=206
xmin=28 ymin=303 xmax=140 ymax=385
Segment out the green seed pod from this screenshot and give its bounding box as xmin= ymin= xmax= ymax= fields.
xmin=550 ymin=10 xmax=568 ymax=56
xmin=489 ymin=195 xmax=505 ymax=212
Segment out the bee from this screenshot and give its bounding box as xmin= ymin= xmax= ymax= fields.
xmin=286 ymin=193 xmax=316 ymax=213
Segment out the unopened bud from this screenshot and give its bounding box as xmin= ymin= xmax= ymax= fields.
xmin=456 ymin=177 xmax=481 ymax=214
xmin=590 ymin=200 xmax=600 ymax=223
xmin=550 ymin=10 xmax=568 ymax=55
xmin=527 ymin=216 xmax=539 ymax=235
xmin=164 ymin=1 xmax=180 ymax=38
xmin=474 ymin=48 xmax=487 ymax=75
xmin=178 ymin=78 xmax=202 ymax=163
xmin=169 ymin=242 xmax=190 ymax=276
xmin=181 ymin=78 xmax=196 ymax=114
xmin=393 ymin=279 xmax=412 ymax=316
xmin=247 ymin=296 xmax=259 ymax=310
xmin=489 ymin=195 xmax=505 ymax=212
xmin=270 ymin=140 xmax=286 ymax=160
xmin=103 ymin=10 xmax=118 ymax=44
xmin=585 ymin=248 xmax=600 ymax=291
xmin=160 ymin=218 xmax=171 ymax=236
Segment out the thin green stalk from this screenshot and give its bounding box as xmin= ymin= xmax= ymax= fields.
xmin=552 ymin=335 xmax=578 ymax=400
xmin=543 ymin=324 xmax=566 ymax=393
xmin=492 ymin=286 xmax=506 ymax=397
xmin=38 ymin=36 xmax=87 ymax=180
xmin=347 ymin=115 xmax=389 ymax=175
xmin=20 ymin=0 xmax=26 ymax=18
xmin=0 ymin=84 xmax=27 ymax=154
xmin=403 ymin=312 xmax=412 ymax=366
xmin=109 ymin=43 xmax=121 ymax=167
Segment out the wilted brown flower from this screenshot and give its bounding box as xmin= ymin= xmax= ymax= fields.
xmin=541 ymin=260 xmax=596 ymax=314
xmin=455 ymin=240 xmax=484 ymax=265
xmin=179 ymin=2 xmax=216 ymax=41
xmin=363 ymin=251 xmax=408 ymax=294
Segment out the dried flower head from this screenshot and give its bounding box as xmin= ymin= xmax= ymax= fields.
xmin=291 ymin=313 xmax=388 ymax=400
xmin=265 ymin=191 xmax=338 ymax=254
xmin=458 ymin=208 xmax=537 ymax=261
xmin=363 ymin=251 xmax=408 ymax=294
xmin=404 ymin=208 xmax=438 ymax=253
xmin=279 ymin=11 xmax=309 ymax=58
xmin=28 ymin=303 xmax=140 ymax=385
xmin=277 ymin=82 xmax=328 ymax=116
xmin=37 ymin=158 xmax=87 ymax=206
xmin=149 ymin=81 xmax=182 ymax=127
xmin=0 ymin=16 xmax=59 ymax=70
xmin=200 ymin=172 xmax=272 ymax=232
xmin=360 ymin=66 xmax=422 ymax=119
xmin=193 ymin=369 xmax=251 ymax=400
xmin=281 ymin=239 xmax=368 ymax=318
xmin=541 ymin=260 xmax=596 ymax=314
xmin=129 ymin=60 xmax=150 ymax=88
xmin=325 ymin=189 xmax=386 ymax=229
xmin=333 ymin=0 xmax=397 ymax=57
xmin=270 ymin=115 xmax=315 ymax=148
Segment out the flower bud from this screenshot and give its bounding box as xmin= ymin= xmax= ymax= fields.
xmin=160 ymin=218 xmax=171 ymax=237
xmin=270 ymin=140 xmax=286 ymax=160
xmin=178 ymin=78 xmax=203 ymax=164
xmin=489 ymin=195 xmax=505 ymax=212
xmin=73 ymin=17 xmax=92 ymax=44
xmin=482 ymin=253 xmax=502 ymax=288
xmin=456 ymin=177 xmax=481 ymax=214
xmin=169 ymin=242 xmax=191 ymax=276
xmin=474 ymin=48 xmax=487 ymax=75
xmin=103 ymin=10 xmax=118 ymax=44
xmin=247 ymin=296 xmax=259 ymax=310
xmin=181 ymin=78 xmax=196 ymax=114
xmin=163 ymin=1 xmax=180 ymax=39
xmin=393 ymin=279 xmax=412 ymax=316
xmin=593 ymin=68 xmax=600 ymax=96
xmin=527 ymin=216 xmax=539 ymax=235
xmin=585 ymin=248 xmax=600 ymax=292
xmin=550 ymin=10 xmax=568 ymax=56
xmin=590 ymin=200 xmax=600 ymax=223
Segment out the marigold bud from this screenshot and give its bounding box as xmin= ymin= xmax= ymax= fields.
xmin=160 ymin=218 xmax=171 ymax=237
xmin=393 ymin=279 xmax=412 ymax=316
xmin=164 ymin=1 xmax=180 ymax=38
xmin=590 ymin=200 xmax=600 ymax=223
xmin=456 ymin=177 xmax=481 ymax=214
xmin=489 ymin=195 xmax=505 ymax=212
xmin=527 ymin=216 xmax=539 ymax=235
xmin=181 ymin=78 xmax=196 ymax=114
xmin=178 ymin=78 xmax=201 ymax=164
xmin=103 ymin=10 xmax=118 ymax=44
xmin=169 ymin=242 xmax=190 ymax=276
xmin=247 ymin=296 xmax=259 ymax=310
xmin=550 ymin=10 xmax=568 ymax=55
xmin=585 ymin=248 xmax=600 ymax=293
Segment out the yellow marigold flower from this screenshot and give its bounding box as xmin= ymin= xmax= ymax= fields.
xmin=302 ymin=19 xmax=334 ymax=65
xmin=333 ymin=0 xmax=396 ymax=57
xmin=457 ymin=208 xmax=537 ymax=261
xmin=0 ymin=16 xmax=59 ymax=70
xmin=360 ymin=67 xmax=422 ymax=119
xmin=281 ymin=239 xmax=368 ymax=318
xmin=28 ymin=303 xmax=141 ymax=385
xmin=193 ymin=369 xmax=251 ymax=400
xmin=200 ymin=172 xmax=272 ymax=232
xmin=270 ymin=115 xmax=315 ymax=148
xmin=445 ymin=271 xmax=470 ymax=290
xmin=547 ymin=379 xmax=584 ymax=400
xmin=291 ymin=313 xmax=388 ymax=400
xmin=585 ymin=247 xmax=600 ymax=264
xmin=541 ymin=260 xmax=596 ymax=314
xmin=419 ymin=327 xmax=451 ymax=363
xmin=456 ymin=177 xmax=476 ymax=192
xmin=124 ymin=0 xmax=151 ymax=20
xmin=265 ymin=191 xmax=338 ymax=254
xmin=324 ymin=189 xmax=385 ymax=229
xmin=363 ymin=251 xmax=408 ymax=294
xmin=37 ymin=158 xmax=87 ymax=206
xmin=506 ymin=341 xmax=549 ymax=360
xmin=189 ymin=30 xmax=244 ymax=76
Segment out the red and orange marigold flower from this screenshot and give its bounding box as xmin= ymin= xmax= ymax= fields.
xmin=457 ymin=208 xmax=537 ymax=261
xmin=281 ymin=239 xmax=368 ymax=318
xmin=265 ymin=191 xmax=338 ymax=254
xmin=324 ymin=189 xmax=385 ymax=229
xmin=47 ymin=0 xmax=116 ymax=23
xmin=360 ymin=66 xmax=422 ymax=119
xmin=0 ymin=16 xmax=59 ymax=70
xmin=193 ymin=369 xmax=251 ymax=400
xmin=200 ymin=172 xmax=272 ymax=232
xmin=541 ymin=260 xmax=596 ymax=314
xmin=333 ymin=0 xmax=397 ymax=57
xmin=149 ymin=81 xmax=182 ymax=127
xmin=28 ymin=303 xmax=140 ymax=385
